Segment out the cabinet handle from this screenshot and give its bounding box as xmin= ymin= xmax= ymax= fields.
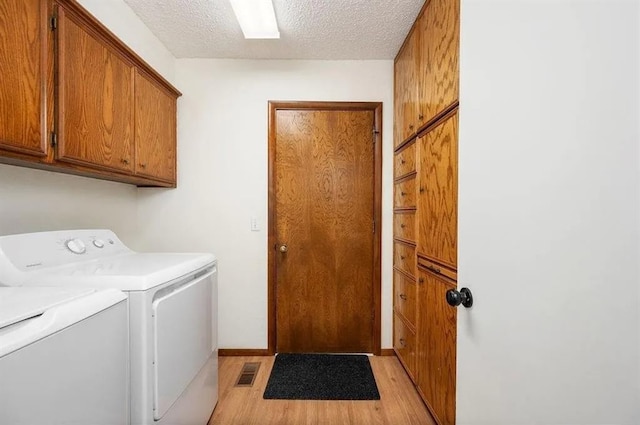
xmin=418 ymin=277 xmax=425 ymax=284
xmin=139 ymin=163 xmax=147 ymax=169
xmin=426 ymin=265 xmax=441 ymax=274
xmin=419 ymin=187 xmax=425 ymax=193
xmin=400 ymin=191 xmax=406 ymax=197
xmin=401 ymin=159 xmax=406 ymax=164
xmin=400 ymin=224 xmax=406 ymax=229
xmin=409 ymin=125 xmax=414 ymax=130
xmin=399 ymin=338 xmax=406 ymax=347
xmin=419 ymin=113 xmax=424 ymax=121
xmin=400 ymin=255 xmax=405 ymax=260
xmin=399 ymin=293 xmax=408 ymax=300
xmin=121 ymin=158 xmax=130 ymax=165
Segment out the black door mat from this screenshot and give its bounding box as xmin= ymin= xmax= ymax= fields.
xmin=263 ymin=353 xmax=381 ymax=400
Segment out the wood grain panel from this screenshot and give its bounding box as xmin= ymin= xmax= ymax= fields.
xmin=417 ymin=111 xmax=458 ymax=269
xmin=210 ymin=356 xmax=435 ymax=425
xmin=418 ymin=0 xmax=459 ymax=124
xmin=57 ymin=6 xmax=134 ymax=173
xmin=394 ymin=176 xmax=417 ymax=209
xmin=274 ymin=108 xmax=375 ymax=353
xmin=394 ymin=270 xmax=417 ymax=328
xmin=394 ymin=140 xmax=416 ymax=178
xmin=134 ymin=69 xmax=177 ymax=184
xmin=394 ymin=211 xmax=416 ymax=243
xmin=394 ymin=313 xmax=417 ymax=382
xmin=0 ymin=0 xmax=48 ymax=156
xmin=393 ymin=58 xmax=405 ymax=149
xmin=394 ymin=28 xmax=420 ymax=147
xmin=394 ymin=241 xmax=416 ymax=278
xmin=417 ymin=269 xmax=457 ymax=425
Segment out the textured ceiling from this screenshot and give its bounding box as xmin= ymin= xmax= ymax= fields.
xmin=122 ymin=0 xmax=424 ymax=59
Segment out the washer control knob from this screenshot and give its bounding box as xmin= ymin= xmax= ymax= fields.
xmin=93 ymin=239 xmax=105 ymax=248
xmin=65 ymin=238 xmax=86 ymax=254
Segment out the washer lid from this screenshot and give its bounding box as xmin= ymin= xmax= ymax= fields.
xmin=0 ymin=287 xmax=96 ymax=329
xmin=22 ymin=253 xmax=217 ymax=291
xmin=0 ymin=287 xmax=127 ymax=357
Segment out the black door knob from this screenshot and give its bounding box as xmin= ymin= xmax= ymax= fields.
xmin=446 ymin=287 xmax=473 ymax=308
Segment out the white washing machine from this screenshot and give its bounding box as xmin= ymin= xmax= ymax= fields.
xmin=0 ymin=229 xmax=219 ymax=425
xmin=0 ymin=286 xmax=129 ymax=425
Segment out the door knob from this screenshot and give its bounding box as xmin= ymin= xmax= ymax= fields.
xmin=279 ymin=244 xmax=288 ymax=253
xmin=446 ymin=287 xmax=473 ymax=308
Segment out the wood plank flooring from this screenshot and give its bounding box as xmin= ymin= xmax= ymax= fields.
xmin=209 ymin=355 xmax=435 ymax=425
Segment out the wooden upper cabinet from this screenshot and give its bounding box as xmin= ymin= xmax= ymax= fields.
xmin=56 ymin=4 xmax=134 ymax=173
xmin=417 ymin=0 xmax=460 ymax=123
xmin=0 ymin=0 xmax=50 ymax=156
xmin=416 ymin=268 xmax=457 ymax=425
xmin=417 ymin=111 xmax=458 ymax=268
xmin=134 ymin=69 xmax=177 ymax=184
xmin=394 ymin=27 xmax=419 ymax=147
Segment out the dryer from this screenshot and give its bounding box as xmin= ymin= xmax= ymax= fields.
xmin=0 ymin=229 xmax=218 ymax=425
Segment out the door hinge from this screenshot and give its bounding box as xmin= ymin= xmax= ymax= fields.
xmin=50 ymin=16 xmax=57 ymax=30
xmin=372 ymin=219 xmax=376 ymax=234
xmin=373 ymin=127 xmax=380 ymax=143
xmin=50 ymin=132 xmax=57 ymax=147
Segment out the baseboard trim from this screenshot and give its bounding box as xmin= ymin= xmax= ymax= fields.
xmin=379 ymin=349 xmax=396 ymax=356
xmin=219 ymin=349 xmax=271 ymax=357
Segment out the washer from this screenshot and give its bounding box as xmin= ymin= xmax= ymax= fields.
xmin=0 ymin=229 xmax=218 ymax=425
xmin=0 ymin=286 xmax=129 ymax=425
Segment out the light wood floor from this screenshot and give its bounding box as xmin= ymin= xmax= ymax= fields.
xmin=209 ymin=355 xmax=435 ymax=425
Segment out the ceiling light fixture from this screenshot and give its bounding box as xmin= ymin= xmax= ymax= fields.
xmin=229 ymin=0 xmax=280 ymax=39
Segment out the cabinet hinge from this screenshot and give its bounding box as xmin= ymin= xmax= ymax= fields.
xmin=50 ymin=132 xmax=57 ymax=147
xmin=373 ymin=219 xmax=376 ymax=234
xmin=50 ymin=16 xmax=57 ymax=31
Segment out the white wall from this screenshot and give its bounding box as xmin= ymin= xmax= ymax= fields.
xmin=0 ymin=165 xmax=138 ymax=239
xmin=137 ymin=59 xmax=395 ymax=349
xmin=457 ymin=0 xmax=640 ymax=424
xmin=0 ymin=0 xmax=175 ymax=245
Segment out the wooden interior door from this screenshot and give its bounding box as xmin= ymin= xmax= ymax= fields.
xmin=0 ymin=0 xmax=49 ymax=156
xmin=269 ymin=102 xmax=381 ymax=354
xmin=56 ymin=4 xmax=134 ymax=173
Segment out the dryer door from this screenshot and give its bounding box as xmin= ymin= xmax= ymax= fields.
xmin=152 ymin=268 xmax=214 ymax=420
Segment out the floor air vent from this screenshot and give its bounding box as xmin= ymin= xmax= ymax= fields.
xmin=235 ymin=362 xmax=261 ymax=387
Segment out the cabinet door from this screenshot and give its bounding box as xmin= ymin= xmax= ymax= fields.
xmin=0 ymin=0 xmax=49 ymax=156
xmin=134 ymin=69 xmax=176 ymax=184
xmin=417 ymin=112 xmax=458 ymax=268
xmin=394 ymin=29 xmax=419 ymax=147
xmin=56 ymin=5 xmax=134 ymax=173
xmin=417 ymin=268 xmax=457 ymax=425
xmin=417 ymin=0 xmax=459 ymax=123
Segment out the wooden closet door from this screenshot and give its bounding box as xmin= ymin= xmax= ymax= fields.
xmin=417 ymin=111 xmax=458 ymax=268
xmin=394 ymin=28 xmax=420 ymax=147
xmin=417 ymin=0 xmax=459 ymax=123
xmin=417 ymin=268 xmax=457 ymax=425
xmin=56 ymin=5 xmax=134 ymax=173
xmin=0 ymin=0 xmax=49 ymax=156
xmin=134 ymin=69 xmax=177 ymax=183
